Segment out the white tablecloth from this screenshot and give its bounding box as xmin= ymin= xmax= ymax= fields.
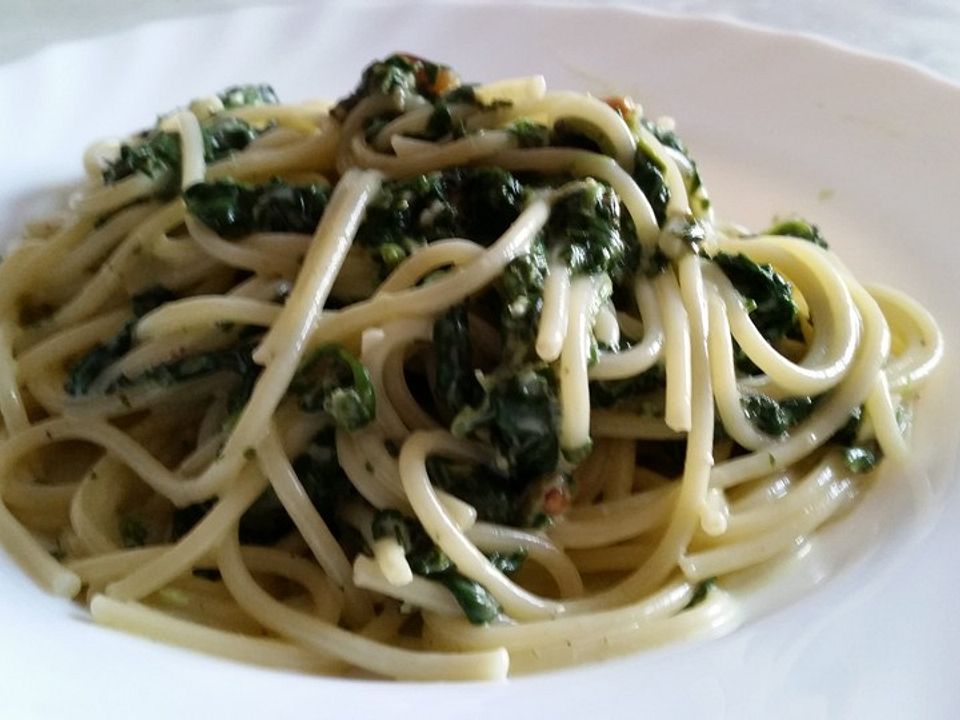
xmin=4 ymin=0 xmax=960 ymax=82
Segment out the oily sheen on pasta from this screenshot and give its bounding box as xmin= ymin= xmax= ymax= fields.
xmin=0 ymin=55 xmax=943 ymax=680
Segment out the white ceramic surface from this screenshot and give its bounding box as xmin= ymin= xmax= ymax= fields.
xmin=1 ymin=5 xmax=958 ymax=718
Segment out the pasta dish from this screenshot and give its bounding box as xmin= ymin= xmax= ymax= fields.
xmin=0 ymin=55 xmax=943 ymax=680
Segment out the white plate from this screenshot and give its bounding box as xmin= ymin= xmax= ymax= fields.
xmin=1 ymin=4 xmax=959 ymax=718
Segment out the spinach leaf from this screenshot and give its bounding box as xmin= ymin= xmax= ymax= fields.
xmin=841 ymin=444 xmax=881 ymax=473
xmin=550 ymin=117 xmax=605 ymax=154
xmin=184 ymin=179 xmax=330 ymax=238
xmin=432 ymin=304 xmax=482 ymax=419
xmin=589 ymin=364 xmax=666 ymax=408
xmin=218 ymin=84 xmax=279 ymax=109
xmin=741 ymin=393 xmax=816 ymax=436
xmin=546 ymin=180 xmax=625 ymax=276
xmin=119 ymin=515 xmax=148 ymax=548
xmin=632 ymin=149 xmax=670 ymax=226
xmin=684 ymin=577 xmax=717 ymax=609
xmin=508 ymin=119 xmax=551 ymax=148
xmin=103 ymin=116 xmax=260 ymax=199
xmin=64 ymin=286 xmax=175 ymax=396
xmin=448 ymin=167 xmax=524 ymax=245
xmin=497 ymin=238 xmax=548 ymax=362
xmin=356 ymin=168 xmax=523 ymax=273
xmin=641 ymin=118 xmax=702 ymax=196
xmin=292 ymin=427 xmax=359 ymax=522
xmin=291 ymin=345 xmax=376 ymax=430
xmin=829 ymin=406 xmax=883 ymax=474
xmin=766 ymin=218 xmax=828 ymax=249
xmin=426 ymin=456 xmax=520 ymax=526
xmin=370 ymin=509 xmax=523 ymax=624
xmin=333 ymin=54 xmax=460 ymax=121
xmin=172 ymin=428 xmax=354 ymax=545
xmin=714 ymin=252 xmax=799 ymax=344
xmin=437 ymin=572 xmax=502 ymax=624
xmin=201 ymin=116 xmax=259 ymax=162
xmin=102 ymin=131 xmax=181 ymax=192
xmin=355 ymin=172 xmax=447 ymax=270
xmin=453 ymin=366 xmax=560 ymax=482
xmin=109 ymin=342 xmax=259 ymax=405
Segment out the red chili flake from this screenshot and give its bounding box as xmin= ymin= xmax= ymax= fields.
xmin=543 ymin=486 xmax=571 ymax=516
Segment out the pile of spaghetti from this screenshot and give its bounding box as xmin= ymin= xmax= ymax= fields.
xmin=0 ymin=55 xmax=943 ymax=680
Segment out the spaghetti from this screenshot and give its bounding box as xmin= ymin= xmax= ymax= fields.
xmin=0 ymin=55 xmax=943 ymax=680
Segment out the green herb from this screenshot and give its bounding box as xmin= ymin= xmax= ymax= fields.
xmin=641 ymin=118 xmax=702 ymax=196
xmin=291 ymin=345 xmax=375 ymax=430
xmin=498 ymin=238 xmax=548 ymax=362
xmin=64 ymin=286 xmax=175 ymax=396
xmin=550 ymin=117 xmax=606 ymax=154
xmin=437 ymin=572 xmax=503 ymax=624
xmin=453 ymin=366 xmax=560 ymax=482
xmin=119 ymin=515 xmax=148 ymax=548
xmin=172 ymin=429 xmax=355 ymax=545
xmin=590 ymin=364 xmax=666 ymax=408
xmin=546 ymin=180 xmax=625 ymax=276
xmin=426 ymin=456 xmax=520 ymax=526
xmin=685 ymin=577 xmax=716 ymax=609
xmin=508 ymin=119 xmax=551 ymax=148
xmin=632 ymin=150 xmax=670 ymax=226
xmin=841 ymin=444 xmax=881 ymax=473
xmin=357 ymin=168 xmax=523 ymax=273
xmin=766 ymin=218 xmax=828 ymax=249
xmin=332 ymin=54 xmax=460 ymax=121
xmin=103 ymin=115 xmax=259 ymax=199
xmin=421 ymin=101 xmax=467 ymax=140
xmin=370 ymin=509 xmax=522 ymax=624
xmin=184 ymin=179 xmax=330 ymax=238
xmin=714 ymin=252 xmax=799 ymax=346
xmin=218 ymin=84 xmax=279 ymax=109
xmin=830 ymin=407 xmax=883 ymax=473
xmin=432 ymin=304 xmax=482 ymax=419
xmin=201 ymin=116 xmax=259 ymax=162
xmin=109 ymin=342 xmax=258 ymax=400
xmin=741 ymin=393 xmax=816 ymax=436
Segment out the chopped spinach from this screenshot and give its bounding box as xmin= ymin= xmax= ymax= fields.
xmin=184 ymin=179 xmax=330 ymax=238
xmin=218 ymin=84 xmax=279 ymax=109
xmin=438 ymin=573 xmax=503 ymax=624
xmin=641 ymin=118 xmax=702 ymax=196
xmin=550 ymin=117 xmax=605 ymax=154
xmin=741 ymin=393 xmax=816 ymax=436
xmin=201 ymin=116 xmax=260 ymax=162
xmin=590 ymin=364 xmax=666 ymax=408
xmin=171 ymin=428 xmax=355 ymax=545
xmin=103 ymin=116 xmax=259 ymax=199
xmin=546 ymin=180 xmax=625 ymax=276
xmin=370 ymin=509 xmax=524 ymax=624
xmin=291 ymin=345 xmax=376 ymax=430
xmin=356 ymin=168 xmax=523 ymax=272
xmin=714 ymin=252 xmax=799 ymax=345
xmin=829 ymin=406 xmax=883 ymax=474
xmin=119 ymin=515 xmax=148 ymax=548
xmin=109 ymin=341 xmax=259 ymax=408
xmin=332 ymin=53 xmax=461 ymax=121
xmin=841 ymin=444 xmax=881 ymax=474
xmin=102 ymin=131 xmax=181 ymax=194
xmin=508 ymin=119 xmax=551 ymax=148
xmin=632 ymin=149 xmax=670 ymax=226
xmin=426 ymin=456 xmax=520 ymax=526
xmin=64 ymin=286 xmax=175 ymax=396
xmin=766 ymin=218 xmax=829 ymax=249
xmin=432 ymin=304 xmax=482 ymax=419
xmin=453 ymin=366 xmax=560 ymax=482
xmin=685 ymin=577 xmax=716 ymax=609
